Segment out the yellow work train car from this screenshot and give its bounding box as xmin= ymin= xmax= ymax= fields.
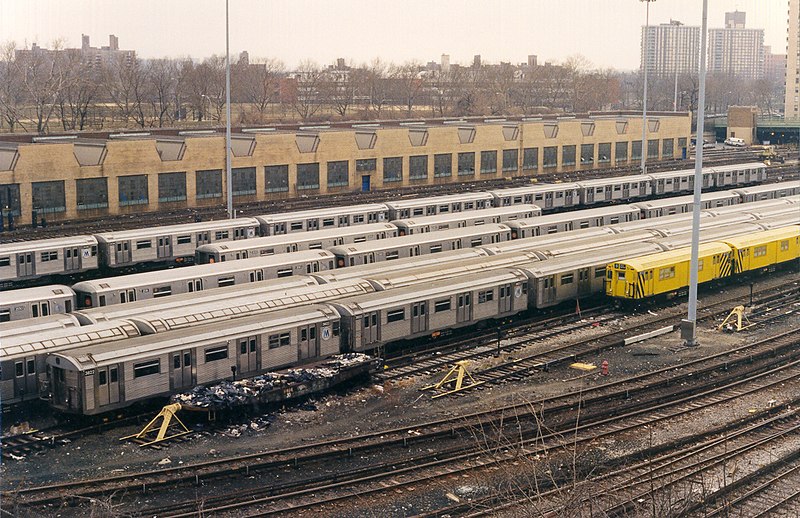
xmin=721 ymin=226 xmax=800 ymax=274
xmin=606 ymin=243 xmax=732 ymax=300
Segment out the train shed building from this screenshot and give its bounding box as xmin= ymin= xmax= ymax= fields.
xmin=0 ymin=112 xmax=691 ymax=222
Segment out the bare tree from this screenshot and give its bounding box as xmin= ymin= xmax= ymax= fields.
xmin=56 ymin=50 xmax=100 ymax=131
xmin=233 ymin=57 xmax=284 ymax=123
xmin=289 ymin=60 xmax=327 ymax=121
xmin=0 ymin=41 xmax=25 ymax=132
xmin=14 ymin=39 xmax=74 ymax=134
xmin=103 ymin=55 xmax=148 ymax=127
xmin=390 ymin=61 xmax=424 ymax=116
xmin=364 ymin=59 xmax=391 ymax=118
xmin=320 ymin=63 xmax=358 ymax=118
xmin=145 ymin=59 xmax=177 ymax=127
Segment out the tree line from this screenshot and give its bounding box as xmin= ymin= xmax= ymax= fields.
xmin=0 ymin=41 xmax=785 ymax=134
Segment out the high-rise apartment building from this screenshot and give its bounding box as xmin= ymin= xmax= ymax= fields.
xmin=786 ymin=0 xmax=800 ymax=118
xmin=708 ymin=12 xmax=764 ymax=79
xmin=640 ymin=20 xmax=701 ymax=77
xmin=764 ymin=46 xmax=787 ymax=84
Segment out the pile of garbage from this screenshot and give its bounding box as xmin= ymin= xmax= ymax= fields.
xmin=172 ymin=353 xmax=375 ymax=409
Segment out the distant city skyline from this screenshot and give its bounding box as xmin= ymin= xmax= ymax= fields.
xmin=0 ymin=0 xmax=788 ymax=70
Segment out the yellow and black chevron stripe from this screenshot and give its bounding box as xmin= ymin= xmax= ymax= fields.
xmin=635 ymin=272 xmax=647 ymax=299
xmin=720 ymin=251 xmax=733 ymax=277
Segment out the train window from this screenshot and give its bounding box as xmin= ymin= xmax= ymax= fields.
xmin=110 ymin=368 xmax=118 ymax=383
xmin=249 ymin=338 xmax=256 ymax=352
xmin=353 ymin=237 xmax=366 ymax=243
xmin=290 ymin=222 xmax=303 ymax=231
xmin=332 ymin=322 xmax=340 ymax=336
xmin=610 ymin=217 xmax=620 ymax=224
xmin=658 ymin=267 xmax=675 ymax=280
xmin=218 ymin=276 xmax=235 ymax=287
xmin=177 ymin=235 xmax=192 ymax=245
xmin=387 ymin=309 xmax=405 ymax=323
xmin=617 ymin=272 xmax=626 ymax=281
xmin=99 ymin=295 xmax=107 ymax=307
xmin=134 ymin=360 xmax=160 ymax=378
xmin=781 ymin=240 xmax=790 ymax=251
xmin=153 ymin=286 xmax=172 ymax=298
xmin=580 ymin=221 xmax=590 ymax=229
xmin=301 ymin=329 xmax=308 ymax=341
xmin=32 ymin=305 xmax=39 ymax=317
xmin=363 ymin=316 xmax=370 ymax=328
xmin=470 ymin=239 xmax=482 ymax=247
xmin=15 ymin=362 xmax=23 ymax=377
xmin=215 ymin=231 xmax=230 ymax=240
xmin=606 ymin=270 xmax=612 ymax=280
xmin=386 ymin=251 xmax=399 ymax=260
xmin=698 ymin=260 xmax=704 ymax=272
xmin=322 ymin=218 xmax=335 ymax=227
xmin=430 ymin=244 xmax=442 ymax=253
xmin=478 ymin=290 xmax=494 ymax=303
xmin=27 ymin=359 xmax=35 ymax=375
xmin=41 ymin=303 xmax=49 ymax=316
xmin=560 ymin=274 xmax=574 ymax=286
xmin=120 ymin=291 xmax=127 ymax=303
xmin=136 ymin=240 xmax=152 ymax=249
xmin=205 ymin=346 xmax=229 ymax=363
xmin=0 ymin=257 xmax=10 ymax=267
xmin=353 ymin=215 xmax=365 ymax=223
xmin=40 ymin=251 xmax=58 ymax=262
xmin=98 ymin=370 xmax=107 ymax=386
xmin=595 ymin=268 xmax=606 ymax=279
xmin=434 ymin=299 xmax=451 ymax=313
xmin=277 ymin=268 xmax=293 ymax=278
xmin=174 ymin=355 xmax=181 ymax=369
xmin=309 ymin=327 xmax=316 ymax=340
xmin=240 ymin=341 xmax=248 ymax=354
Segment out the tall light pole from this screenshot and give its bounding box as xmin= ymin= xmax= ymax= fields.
xmin=225 ymin=0 xmax=233 ymax=219
xmin=640 ymin=0 xmax=656 ymax=174
xmin=683 ymin=0 xmax=709 ymax=346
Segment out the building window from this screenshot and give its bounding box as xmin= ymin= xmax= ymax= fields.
xmin=327 ymin=161 xmax=349 ymax=188
xmin=196 ymin=169 xmax=222 ymax=199
xmin=457 ymin=152 xmax=475 ymax=176
xmin=32 ymin=181 xmax=66 ymax=214
xmin=648 ymin=139 xmax=659 ymax=159
xmin=383 ymin=157 xmax=402 ymax=183
xmin=204 ymin=345 xmax=229 ymax=362
xmin=232 ymin=167 xmax=257 ymax=196
xmin=76 ymin=178 xmax=109 ymax=210
xmin=631 ymin=141 xmax=642 ymax=160
xmin=265 ymin=165 xmax=289 ymax=193
xmin=615 ymin=142 xmax=628 ymax=163
xmin=522 ymin=147 xmax=538 ymax=171
xmin=678 ymin=137 xmax=687 ymax=151
xmin=580 ymin=144 xmax=594 ymax=165
xmin=662 ymin=138 xmax=674 ymax=158
xmin=410 ymin=155 xmax=429 ymax=179
xmin=562 ymin=145 xmax=576 ymax=166
xmin=297 ymin=163 xmax=320 ymax=190
xmin=0 ymin=183 xmax=21 ymax=216
xmin=502 ymin=149 xmax=518 ymax=173
xmin=158 ymin=172 xmax=187 ymax=203
xmin=480 ymin=151 xmax=497 ymax=174
xmin=356 ymin=158 xmax=376 ymax=172
xmin=598 ymin=143 xmax=611 ymax=164
xmin=433 ymin=153 xmax=451 ymax=177
xmin=118 ymin=175 xmax=149 ymax=206
xmin=543 ymin=146 xmax=558 ymax=169
xmin=133 ymin=360 xmax=160 ymax=378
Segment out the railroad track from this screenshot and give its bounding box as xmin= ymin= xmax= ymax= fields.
xmin=2 ymin=156 xmax=790 ymax=242
xmin=7 ymin=316 xmax=800 ymax=514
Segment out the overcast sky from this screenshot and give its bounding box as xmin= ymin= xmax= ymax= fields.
xmin=0 ymin=0 xmax=789 ymax=70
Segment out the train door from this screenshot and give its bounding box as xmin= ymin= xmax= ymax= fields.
xmin=186 ymin=279 xmax=202 ymax=292
xmin=64 ymin=247 xmax=81 ymax=271
xmin=655 ymin=179 xmax=664 ymax=195
xmin=115 ymin=241 xmax=131 ymax=264
xmin=119 ymin=289 xmax=137 ymax=303
xmin=577 ymin=268 xmax=591 ymax=296
xmin=411 ymin=302 xmax=427 ymax=333
xmin=170 ymin=350 xmax=194 ymax=390
xmin=604 ymin=186 xmax=612 ymax=201
xmin=307 ymin=219 xmax=319 ymax=231
xmin=248 ymin=270 xmax=264 ymax=282
xmin=564 ymin=190 xmax=574 ymax=206
xmin=299 ymin=326 xmax=319 ymax=360
xmin=13 ymin=357 xmax=37 ymax=400
xmin=360 ymin=312 xmax=379 ymax=349
xmin=622 ymin=183 xmax=630 ymax=199
xmin=544 ymin=192 xmax=554 ymax=209
xmin=96 ymin=365 xmax=120 ymax=407
xmin=16 ymin=252 xmax=34 ymax=277
xmin=238 ymin=336 xmax=259 ymax=374
xmin=197 ymin=232 xmax=210 ymax=246
xmin=456 ymin=293 xmax=472 ymax=323
xmin=541 ymin=276 xmax=557 ymax=305
xmin=498 ymin=284 xmax=513 ymax=312
xmin=639 ymin=181 xmax=648 ymax=197
xmin=585 ymin=188 xmax=594 ymax=204
xmin=30 ymin=301 xmax=49 ymax=318
xmin=156 ymin=237 xmax=172 ymax=258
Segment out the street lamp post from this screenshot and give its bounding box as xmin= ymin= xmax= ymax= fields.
xmin=225 ymin=0 xmax=233 ymax=219
xmin=640 ymin=0 xmax=656 ymax=174
xmin=683 ymin=0 xmax=709 ymax=346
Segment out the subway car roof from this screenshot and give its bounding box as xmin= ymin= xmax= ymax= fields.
xmin=255 ymin=204 xmax=389 ymax=223
xmin=94 ymin=218 xmax=259 ymax=242
xmin=0 ymin=235 xmax=98 ymax=254
xmin=0 ymin=284 xmax=75 ymax=305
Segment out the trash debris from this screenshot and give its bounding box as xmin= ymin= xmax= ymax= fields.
xmin=171 ymin=354 xmax=376 ymax=410
xmin=157 ymin=457 xmax=172 ymax=465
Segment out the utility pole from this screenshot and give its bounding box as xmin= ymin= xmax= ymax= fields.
xmin=225 ymin=0 xmax=233 ymax=219
xmin=683 ymin=0 xmax=709 ymax=346
xmin=640 ymin=0 xmax=656 ymax=174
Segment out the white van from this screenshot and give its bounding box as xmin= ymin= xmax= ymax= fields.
xmin=724 ymin=137 xmax=746 ymax=147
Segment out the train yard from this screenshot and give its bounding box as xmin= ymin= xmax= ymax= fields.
xmin=1 ymin=155 xmax=799 ymax=517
